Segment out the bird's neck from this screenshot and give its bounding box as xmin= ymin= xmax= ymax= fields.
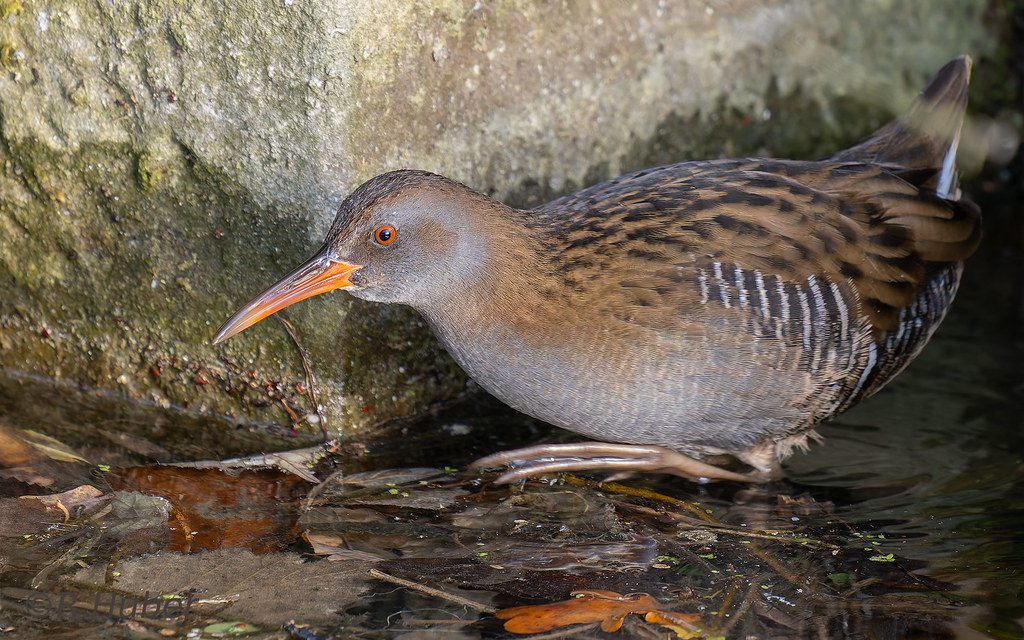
xmin=415 ymin=202 xmax=575 ymax=347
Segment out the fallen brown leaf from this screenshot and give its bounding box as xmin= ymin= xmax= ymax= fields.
xmin=113 ymin=466 xmax=309 ymax=553
xmin=644 ymin=609 xmax=704 ymax=638
xmin=495 ymin=589 xmax=702 ymax=635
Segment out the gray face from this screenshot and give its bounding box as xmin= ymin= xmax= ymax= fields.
xmin=211 ymin=170 xmax=489 ymax=345
xmin=323 ymin=181 xmax=488 ymax=309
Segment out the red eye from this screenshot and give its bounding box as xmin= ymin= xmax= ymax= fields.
xmin=374 ymin=225 xmax=396 ymax=245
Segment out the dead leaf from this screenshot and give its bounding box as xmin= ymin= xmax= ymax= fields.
xmin=0 ymin=423 xmax=96 ymax=488
xmin=0 ymin=467 xmax=54 ymax=487
xmin=20 ymin=485 xmax=108 ymax=520
xmin=169 ymin=445 xmax=331 ymax=483
xmin=495 ymin=590 xmax=665 ymax=633
xmin=97 ymin=428 xmax=172 ymax=460
xmin=341 ymin=467 xmax=446 ymax=488
xmin=644 ymin=610 xmax=704 ymax=638
xmin=9 ymin=427 xmax=89 ymax=463
xmin=113 ymin=466 xmax=309 ymax=553
xmin=0 ymin=424 xmax=37 ymax=466
xmin=302 ymin=531 xmax=389 ymax=562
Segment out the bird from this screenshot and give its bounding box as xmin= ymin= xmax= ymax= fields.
xmin=213 ymin=56 xmax=980 ymax=484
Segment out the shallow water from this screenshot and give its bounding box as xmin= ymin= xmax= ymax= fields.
xmin=784 ymin=189 xmax=1024 ymax=636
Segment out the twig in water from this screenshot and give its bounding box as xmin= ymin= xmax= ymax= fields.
xmin=716 ymin=579 xmax=761 ymax=637
xmin=276 ymin=315 xmax=327 ymax=440
xmin=369 ymin=568 xmax=496 ymax=614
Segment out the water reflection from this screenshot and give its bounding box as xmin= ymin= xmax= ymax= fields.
xmin=785 ymin=192 xmax=1024 ymax=636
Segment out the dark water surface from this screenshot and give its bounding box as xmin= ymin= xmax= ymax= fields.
xmin=783 ymin=189 xmax=1024 ymax=637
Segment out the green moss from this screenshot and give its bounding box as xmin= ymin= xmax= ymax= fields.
xmin=136 ymin=151 xmax=168 ymax=192
xmin=0 ymin=0 xmax=23 ymax=20
xmin=0 ymin=135 xmax=333 ymax=432
xmin=337 ymin=299 xmax=466 ymax=423
xmin=616 ymin=81 xmax=889 ymax=179
xmin=0 ymin=41 xmax=20 ymax=69
xmin=133 ymin=0 xmax=189 ymax=31
xmin=6 ymin=135 xmax=62 ymax=201
xmin=68 ymin=81 xmax=89 ymax=106
xmin=168 ymin=16 xmax=191 ymax=52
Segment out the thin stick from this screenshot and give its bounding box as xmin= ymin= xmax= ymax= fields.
xmin=369 ymin=568 xmax=497 ymax=614
xmin=504 ymin=623 xmax=602 ymax=639
xmin=562 ymin=475 xmax=713 ymax=521
xmin=276 ymin=315 xmax=327 ymax=440
xmin=303 ymin=467 xmax=345 ymax=510
xmin=717 ymin=580 xmax=760 ymax=636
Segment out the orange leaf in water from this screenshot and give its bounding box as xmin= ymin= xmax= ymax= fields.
xmin=114 ymin=466 xmax=308 ymax=553
xmin=495 ymin=590 xmax=664 ymax=634
xmin=644 ymin=610 xmax=705 ymax=638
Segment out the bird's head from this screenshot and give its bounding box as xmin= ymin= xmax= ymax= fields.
xmin=213 ymin=170 xmax=494 ymax=344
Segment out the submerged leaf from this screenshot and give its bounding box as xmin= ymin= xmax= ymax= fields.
xmin=113 ymin=466 xmax=308 ymax=553
xmin=494 ymin=590 xmax=699 ymax=635
xmin=644 ymin=610 xmax=704 ymax=638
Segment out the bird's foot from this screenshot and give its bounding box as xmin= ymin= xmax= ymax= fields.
xmin=469 ymin=442 xmax=759 ymax=484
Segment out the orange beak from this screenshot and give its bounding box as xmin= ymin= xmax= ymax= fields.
xmin=212 ymin=249 xmax=361 ymax=344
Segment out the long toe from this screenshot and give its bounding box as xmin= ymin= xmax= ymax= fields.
xmin=470 ymin=442 xmax=757 ymax=484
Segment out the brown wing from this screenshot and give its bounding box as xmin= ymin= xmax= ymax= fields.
xmin=536 ymin=159 xmax=978 ymax=335
xmin=530 ymin=158 xmax=979 ymax=424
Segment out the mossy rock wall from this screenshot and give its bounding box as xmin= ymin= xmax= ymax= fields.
xmin=0 ymin=0 xmax=999 ymax=450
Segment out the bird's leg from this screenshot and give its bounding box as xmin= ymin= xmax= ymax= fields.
xmin=734 ymin=440 xmax=787 ymax=481
xmin=469 ymin=442 xmax=759 ymax=484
